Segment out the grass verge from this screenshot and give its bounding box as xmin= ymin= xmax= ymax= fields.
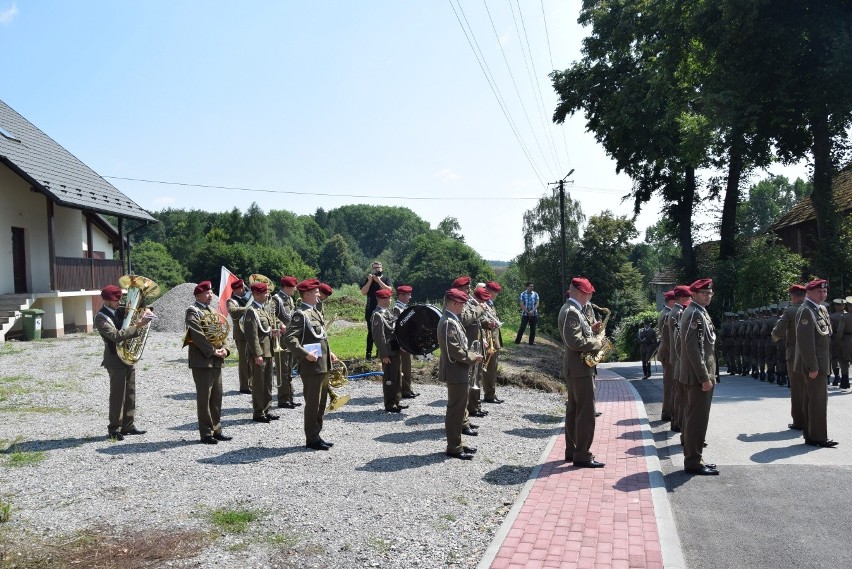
xmin=208 ymin=507 xmax=262 ymax=534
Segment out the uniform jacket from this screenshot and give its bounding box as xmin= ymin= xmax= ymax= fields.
xmin=243 ymin=301 xmax=274 ymax=358
xmin=272 ymin=291 xmax=295 ymax=326
xmin=437 ymin=310 xmax=479 ymax=384
xmin=667 ymin=304 xmax=685 ymax=367
xmin=638 ymin=327 xmax=658 ymax=347
xmin=371 ymin=306 xmax=399 ymax=359
xmin=794 ymin=299 xmax=832 ymax=375
xmin=558 ymin=299 xmax=601 ymax=379
xmin=226 ymin=293 xmax=250 ymax=341
xmin=840 ymin=312 xmax=852 ymax=360
xmin=95 ymin=306 xmax=142 ymax=369
xmin=284 ymin=303 xmax=331 ymax=374
xmin=460 ymin=298 xmax=487 ymax=344
xmin=657 ymin=307 xmax=671 ymax=363
xmin=185 ymin=302 xmax=227 ymax=369
xmin=771 ymin=304 xmax=800 ymax=354
xmin=830 ymin=311 xmax=845 ymax=352
xmin=677 ymin=302 xmax=716 ymax=386
xmin=482 ymin=300 xmax=502 ymax=349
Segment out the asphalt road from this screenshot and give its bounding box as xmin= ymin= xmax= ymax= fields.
xmin=602 ymin=361 xmax=852 ymax=569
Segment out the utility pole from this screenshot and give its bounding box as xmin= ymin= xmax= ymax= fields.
xmin=548 ymin=169 xmax=575 ymax=295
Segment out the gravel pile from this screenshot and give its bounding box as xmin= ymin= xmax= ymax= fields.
xmin=151 ymin=283 xmax=220 ymax=333
xmin=0 ymin=332 xmax=565 ymax=568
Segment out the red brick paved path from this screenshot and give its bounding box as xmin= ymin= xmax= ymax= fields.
xmin=485 ymin=369 xmax=665 ymax=569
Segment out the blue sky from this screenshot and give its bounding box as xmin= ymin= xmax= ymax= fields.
xmin=1 ymin=1 xmax=807 ymax=262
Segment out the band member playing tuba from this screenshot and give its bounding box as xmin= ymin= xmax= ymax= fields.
xmin=372 ymin=288 xmax=405 ymax=413
xmin=482 ymin=281 xmax=504 ymax=404
xmin=185 ymin=280 xmax=232 ymax=445
xmin=244 ymin=281 xmax=283 ymax=424
xmin=96 ymin=283 xmax=154 ymax=441
xmin=392 ymin=285 xmax=419 ymax=399
xmin=225 ymin=278 xmax=252 ymax=394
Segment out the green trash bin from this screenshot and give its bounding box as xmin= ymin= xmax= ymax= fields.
xmin=21 ymin=308 xmax=45 ymax=341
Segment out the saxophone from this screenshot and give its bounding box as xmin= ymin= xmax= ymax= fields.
xmin=582 ymin=303 xmax=612 ymax=367
xmin=116 ymin=274 xmax=160 ymax=366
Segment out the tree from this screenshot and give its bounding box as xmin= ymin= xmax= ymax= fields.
xmin=318 ymin=234 xmax=355 ymax=287
xmin=129 ymin=240 xmax=188 ymax=291
xmin=630 ymin=219 xmax=680 ymax=290
xmin=185 ymin=242 xmax=314 ymax=286
xmin=324 ymin=205 xmax=431 ymax=260
xmin=737 ymin=175 xmax=812 ymax=236
xmin=733 ymin=237 xmax=806 ymax=310
xmin=437 ymin=217 xmax=465 ymax=242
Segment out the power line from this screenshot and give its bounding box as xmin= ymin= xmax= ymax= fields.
xmin=539 ymin=0 xmax=573 ymax=171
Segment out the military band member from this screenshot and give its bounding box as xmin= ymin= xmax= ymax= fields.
xmin=773 ymin=285 xmax=807 ymax=429
xmin=678 ymin=279 xmax=718 ymax=475
xmin=225 ymin=279 xmax=252 ymax=394
xmin=284 ymin=278 xmax=338 ymax=450
xmin=392 ymin=285 xmax=419 ymax=399
xmin=721 ymin=313 xmax=736 ymax=375
xmin=829 ymin=298 xmax=846 ymax=387
xmin=482 ymin=281 xmax=504 ymax=404
xmin=668 ymin=286 xmax=693 ymax=432
xmin=185 ymin=280 xmax=231 ymax=444
xmin=244 ymin=281 xmax=281 ymax=424
xmin=559 ymin=277 xmax=604 ymax=468
xmin=438 ymin=287 xmax=483 ymax=460
xmin=371 ymin=288 xmax=405 ymax=413
xmin=794 ymin=279 xmax=838 ymax=447
xmin=272 ymin=276 xmax=300 ymax=409
xmin=763 ymin=306 xmax=779 ymax=384
xmin=732 ymin=311 xmax=746 ymax=376
xmin=772 ymin=304 xmax=789 ymax=387
xmin=637 ymin=319 xmax=657 ymax=380
xmin=657 ymin=291 xmax=675 ymax=420
xmin=96 ymin=284 xmax=153 ymax=441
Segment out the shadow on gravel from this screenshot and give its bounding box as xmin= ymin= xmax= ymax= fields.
xmin=737 ymin=430 xmax=802 ymax=443
xmin=612 ymin=472 xmax=651 ymax=493
xmin=523 ymin=413 xmax=563 ymax=424
xmin=662 ymin=471 xmax=692 ymax=491
xmin=346 ymin=395 xmax=384 ymax=406
xmin=335 ymin=409 xmax=417 ymax=424
xmin=374 ymin=427 xmax=445 ymax=444
xmin=503 ymin=426 xmax=560 ymax=439
xmin=615 ymin=418 xmax=641 ymax=427
xmin=356 ymin=452 xmax=447 ymax=472
xmin=197 ymin=444 xmax=303 ymax=465
xmin=426 ymin=399 xmax=449 ymax=408
xmin=623 ymin=444 xmax=656 ymax=457
xmin=404 ymin=413 xmax=444 ymax=426
xmin=483 ymin=464 xmax=534 ymax=486
xmin=163 ymin=391 xmax=197 ymax=401
xmin=750 ymin=443 xmax=818 ymax=463
xmin=0 ymin=436 xmax=97 ymax=453
xmin=96 ymin=439 xmax=197 ymax=455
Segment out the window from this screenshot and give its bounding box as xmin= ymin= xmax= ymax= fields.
xmin=0 ymin=125 xmax=21 ymax=142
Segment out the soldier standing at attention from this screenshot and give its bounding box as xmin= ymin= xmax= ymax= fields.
xmin=244 ymin=281 xmax=281 ymax=424
xmin=372 ymin=288 xmax=406 ymax=413
xmin=668 ymin=286 xmax=693 ymax=433
xmin=829 ymin=298 xmax=846 ymax=387
xmin=185 ymin=280 xmax=231 ymax=445
xmin=96 ymin=284 xmax=153 ymax=441
xmin=273 ymin=276 xmax=300 ymax=409
xmin=678 ymin=279 xmax=718 ymax=475
xmin=637 ymin=319 xmax=658 ymax=379
xmin=482 ymin=281 xmax=505 ymax=404
xmin=772 ymin=304 xmax=789 ymax=388
xmin=657 ymin=291 xmax=675 ymax=420
xmin=225 ymin=279 xmax=252 ymax=394
xmin=794 ymin=279 xmax=838 ymax=448
xmin=764 ymin=306 xmax=779 ymax=384
xmin=559 ymin=277 xmax=604 ymax=468
xmin=772 ymin=285 xmax=807 ymax=429
xmin=284 ymin=278 xmax=338 ymax=451
xmin=438 ymin=287 xmax=483 ymax=460
xmin=392 ymin=285 xmax=419 ymax=399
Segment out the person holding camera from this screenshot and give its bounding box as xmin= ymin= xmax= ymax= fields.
xmin=360 ymin=260 xmax=392 ymax=359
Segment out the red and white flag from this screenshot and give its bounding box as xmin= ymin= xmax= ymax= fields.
xmin=218 ymin=266 xmax=240 ymax=319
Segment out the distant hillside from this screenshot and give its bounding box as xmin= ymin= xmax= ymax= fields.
xmin=487 ymin=260 xmax=509 ymax=267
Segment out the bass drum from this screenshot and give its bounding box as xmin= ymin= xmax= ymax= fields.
xmin=394 ymin=304 xmax=442 ymax=356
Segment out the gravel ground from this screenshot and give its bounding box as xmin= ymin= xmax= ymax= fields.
xmin=0 ymin=331 xmax=565 ymax=568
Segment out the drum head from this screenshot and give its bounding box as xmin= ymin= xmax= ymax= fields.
xmin=394 ymin=304 xmax=441 ymax=355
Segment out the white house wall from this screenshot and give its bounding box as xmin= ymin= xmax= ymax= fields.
xmin=0 ymin=164 xmax=49 ymax=294
xmin=88 ymin=225 xmax=114 ymax=259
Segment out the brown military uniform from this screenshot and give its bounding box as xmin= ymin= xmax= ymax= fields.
xmin=481 ymin=300 xmax=502 ymax=400
xmin=437 ymin=309 xmax=479 ymax=455
xmin=794 ymin=299 xmax=832 ymax=443
xmin=185 ymin=302 xmax=228 ymax=438
xmin=372 ymin=306 xmax=401 ymax=411
xmin=657 ymin=306 xmax=672 ymax=419
xmin=391 ymin=300 xmax=415 ymax=396
xmin=667 ymin=303 xmax=686 ymax=430
xmin=226 ymin=294 xmax=251 ymax=392
xmin=460 ymin=298 xmax=488 ymax=416
xmin=772 ymin=302 xmax=805 ymax=427
xmin=95 ymin=306 xmax=144 ymax=436
xmin=271 ymin=291 xmax=296 ymax=404
xmin=677 ymin=302 xmax=716 ymax=470
xmin=243 ymin=301 xmax=275 ymax=419
xmin=558 ymin=299 xmax=602 ymax=464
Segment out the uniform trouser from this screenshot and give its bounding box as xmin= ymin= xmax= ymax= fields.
xmin=400 ymin=352 xmax=414 ymax=395
xmin=382 ymin=355 xmax=401 ymax=410
xmin=276 ymin=350 xmax=294 ymax=403
xmin=483 ymin=352 xmax=498 ymax=400
xmin=682 ymin=383 xmax=713 ymax=470
xmin=661 ymin=362 xmax=674 ymax=419
xmin=788 ymin=358 xmax=806 ymax=428
xmin=302 ymin=371 xmax=329 ymax=444
xmin=565 ymin=374 xmax=596 ymax=463
xmin=234 ymin=336 xmax=251 ymax=392
xmin=107 ymin=365 xmax=136 ymax=434
xmin=250 ymin=356 xmax=273 ymax=418
xmin=515 ymin=314 xmax=537 ymax=344
xmin=192 ymin=367 xmax=222 ymax=438
xmin=802 ymin=373 xmax=829 ymax=442
xmin=765 ymin=346 xmax=777 ymax=377
xmin=640 ymin=346 xmax=654 ymax=377
xmin=365 ymin=310 xmax=375 ymax=356
xmin=445 ymin=381 xmax=469 ymax=454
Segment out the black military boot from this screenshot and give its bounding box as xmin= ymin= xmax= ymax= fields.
xmin=777 ymin=374 xmax=787 ymax=387
xmin=841 ymin=372 xmax=850 ymax=390
xmin=832 ymin=369 xmax=840 ymax=386
xmin=759 ymin=371 xmax=766 ymax=381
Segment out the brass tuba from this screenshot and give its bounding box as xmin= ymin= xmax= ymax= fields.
xmin=116 ymin=274 xmax=160 ymax=366
xmin=582 ymin=303 xmax=613 ymax=367
xmin=326 ymin=359 xmax=351 ymax=412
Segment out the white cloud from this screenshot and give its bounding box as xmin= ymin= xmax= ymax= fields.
xmin=434 ymin=168 xmax=460 ymax=183
xmin=152 ymin=196 xmax=176 ymax=208
xmin=0 ymin=3 xmax=19 ymax=24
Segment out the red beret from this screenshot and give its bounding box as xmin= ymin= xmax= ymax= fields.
xmin=485 ymin=281 xmax=503 ymax=293
xmin=689 ymin=278 xmax=713 ymax=292
xmin=376 ymin=288 xmax=392 ymax=299
xmin=250 ymin=281 xmax=268 ymax=294
xmin=396 ymin=285 xmax=413 ymax=294
xmin=805 ymin=279 xmax=828 ymax=290
xmin=452 ymin=275 xmax=471 ymax=289
xmin=194 ymin=281 xmax=212 ymax=296
xmin=280 ymin=276 xmax=297 ymax=288
xmin=230 ymin=279 xmax=245 ymax=290
xmin=788 ymin=284 xmax=807 ymax=294
xmin=663 ymin=290 xmax=675 ymax=301
xmin=319 ymin=283 xmax=334 ymax=296
xmin=101 ymin=284 xmax=122 ymax=301
xmin=297 ymin=278 xmax=321 ymax=292
xmin=473 ymin=287 xmax=491 ymax=301
xmin=445 ymin=288 xmax=468 ymax=303
xmin=672 ymin=285 xmax=693 ymax=298
xmin=571 ymin=277 xmax=595 ymax=294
